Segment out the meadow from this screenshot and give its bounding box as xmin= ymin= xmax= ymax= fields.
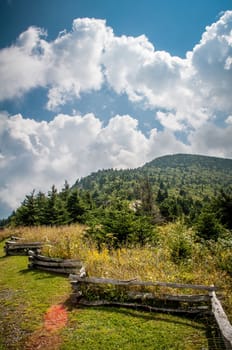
xmin=0 ymin=223 xmax=231 ymax=349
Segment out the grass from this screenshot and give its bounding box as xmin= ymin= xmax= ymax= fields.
xmin=0 ymin=224 xmax=231 ymax=349
xmin=0 ymin=240 xmax=71 ymax=349
xmin=61 ymin=307 xmax=209 ymax=350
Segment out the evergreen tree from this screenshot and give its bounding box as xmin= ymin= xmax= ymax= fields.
xmin=45 ymin=185 xmax=61 ymax=225
xmin=35 ymin=191 xmax=48 ymax=225
xmin=11 ymin=190 xmax=38 ymax=226
xmin=159 ymin=196 xmax=182 ymax=221
xmin=211 ymin=189 xmax=232 ymax=229
xmin=60 ymin=180 xmax=70 ymax=202
xmin=86 ymin=200 xmax=154 ymax=248
xmin=67 ymin=189 xmax=86 ymax=223
xmin=195 ymin=211 xmax=225 ymax=241
xmin=139 ymin=177 xmax=162 ymax=223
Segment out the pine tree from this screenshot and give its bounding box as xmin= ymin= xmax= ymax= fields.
xmin=12 ymin=190 xmax=38 ymax=226
xmin=45 ymin=185 xmax=60 ymax=225
xmin=67 ymin=189 xmax=86 ymax=223
xmin=35 ymin=191 xmax=48 ymax=225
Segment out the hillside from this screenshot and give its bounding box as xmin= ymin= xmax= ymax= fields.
xmin=7 ymin=153 xmax=232 ymax=229
xmin=75 ymin=153 xmax=232 ymax=202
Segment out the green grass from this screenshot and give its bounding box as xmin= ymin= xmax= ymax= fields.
xmin=0 ymin=240 xmax=70 ymax=349
xmin=0 ymin=239 xmax=222 ymax=350
xmin=62 ymin=307 xmax=210 ymax=350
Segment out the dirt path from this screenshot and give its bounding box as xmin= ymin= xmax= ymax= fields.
xmin=25 ymin=304 xmax=68 ymax=350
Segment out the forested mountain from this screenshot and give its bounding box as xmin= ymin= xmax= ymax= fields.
xmin=74 ymin=153 xmax=232 ymax=202
xmin=4 ymin=154 xmax=232 ymax=246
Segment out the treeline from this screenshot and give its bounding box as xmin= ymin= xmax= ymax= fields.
xmin=9 ymin=181 xmax=93 ymax=227
xmin=1 ymin=154 xmax=231 ymax=248
xmin=76 ymin=154 xmax=232 ymax=203
xmin=5 ymin=176 xmax=232 ymax=248
xmin=8 ymin=178 xmax=201 ymax=227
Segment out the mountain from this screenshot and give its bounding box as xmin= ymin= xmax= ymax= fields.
xmin=143 ymin=153 xmax=232 ymax=170
xmin=74 ymin=153 xmax=232 ymax=202
xmin=8 ymin=153 xmax=232 ymax=228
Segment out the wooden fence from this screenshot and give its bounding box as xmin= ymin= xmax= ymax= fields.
xmin=70 ymin=275 xmax=232 ymax=349
xmin=3 ymin=236 xmax=232 ymax=348
xmin=210 ymin=291 xmax=232 ymax=350
xmin=4 ymin=239 xmax=43 ymax=256
xmin=28 ymin=250 xmax=84 ymax=275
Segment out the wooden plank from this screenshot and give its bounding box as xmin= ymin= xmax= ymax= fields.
xmin=71 ymin=284 xmax=210 ymax=303
xmin=211 ymin=291 xmax=232 ymax=349
xmin=77 ymin=299 xmax=209 ymax=314
xmin=6 ymin=250 xmax=29 ymax=256
xmin=69 ymin=276 xmax=218 ymax=291
xmin=31 ymin=254 xmax=81 ymax=263
xmin=10 ymin=236 xmax=24 ymax=241
xmin=28 ymin=264 xmax=81 ymax=274
xmin=6 ymin=242 xmax=42 ymax=248
xmin=126 ymin=291 xmax=211 ymax=303
xmin=30 ymin=259 xmax=82 ymax=268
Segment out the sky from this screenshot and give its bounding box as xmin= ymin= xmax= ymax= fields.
xmin=0 ymin=0 xmax=232 ymax=218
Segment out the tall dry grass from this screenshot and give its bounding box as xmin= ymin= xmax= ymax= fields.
xmin=2 ymin=222 xmax=232 ymax=318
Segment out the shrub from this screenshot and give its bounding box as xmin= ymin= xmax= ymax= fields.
xmin=195 ymin=211 xmax=225 ymax=241
xmin=168 ymin=222 xmax=193 ymax=264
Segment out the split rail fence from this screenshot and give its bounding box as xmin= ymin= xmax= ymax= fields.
xmin=28 ymin=250 xmax=84 ymax=275
xmin=70 ymin=275 xmax=232 ymax=350
xmin=4 ymin=237 xmax=43 ymax=256
xmin=2 ymin=236 xmax=232 ymax=348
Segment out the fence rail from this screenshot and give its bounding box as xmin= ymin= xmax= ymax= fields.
xmin=70 ymin=275 xmax=215 ymax=315
xmin=28 ymin=251 xmax=84 ymax=275
xmin=70 ymin=275 xmax=218 ymax=291
xmin=211 ymin=291 xmax=232 ymax=349
xmin=4 ymin=240 xmax=43 ymax=256
xmin=70 ymin=275 xmax=232 ymax=349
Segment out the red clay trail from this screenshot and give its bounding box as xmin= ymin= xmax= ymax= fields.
xmin=44 ymin=304 xmax=68 ymax=332
xmin=26 ymin=304 xmax=68 ymax=350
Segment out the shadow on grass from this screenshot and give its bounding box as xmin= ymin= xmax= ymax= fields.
xmin=63 ymin=297 xmax=227 ymax=350
xmin=203 ymin=315 xmax=227 ymax=350
xmin=63 ymin=295 xmax=205 ymax=329
xmin=19 ymin=267 xmax=67 ymax=280
xmin=0 ymin=254 xmax=9 ymax=260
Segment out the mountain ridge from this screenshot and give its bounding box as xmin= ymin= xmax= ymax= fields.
xmin=142 ymin=153 xmax=232 ymax=169
xmin=75 ymin=153 xmax=232 ymax=202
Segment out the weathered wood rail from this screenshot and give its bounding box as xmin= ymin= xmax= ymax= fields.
xmin=28 ymin=251 xmax=84 ymax=275
xmin=4 ymin=239 xmax=43 ymax=256
xmin=69 ymin=275 xmax=216 ymax=314
xmin=70 ymin=275 xmax=232 ymax=349
xmin=211 ymin=291 xmax=232 ymax=350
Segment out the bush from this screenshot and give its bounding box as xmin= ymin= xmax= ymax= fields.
xmin=195 ymin=211 xmax=225 ymax=241
xmin=85 ymin=201 xmax=155 ymax=248
xmin=168 ymin=222 xmax=193 ymax=264
xmin=213 ymin=236 xmax=232 ymax=274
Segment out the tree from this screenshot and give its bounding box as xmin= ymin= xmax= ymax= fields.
xmin=138 ymin=177 xmax=162 ymax=223
xmin=156 ymin=183 xmax=168 ymax=204
xmin=11 ymin=190 xmax=38 ymax=226
xmin=60 ymin=180 xmax=70 ymax=202
xmin=67 ymin=189 xmax=86 ymax=223
xmin=211 ymin=189 xmax=232 ymax=229
xmin=140 ymin=177 xmax=154 ymax=215
xmin=86 ymin=200 xmax=154 ymax=248
xmin=45 ymin=185 xmax=66 ymax=225
xmin=35 ymin=191 xmax=48 ymax=225
xmin=195 ymin=211 xmax=225 ymax=241
xmin=159 ymin=196 xmax=182 ymax=221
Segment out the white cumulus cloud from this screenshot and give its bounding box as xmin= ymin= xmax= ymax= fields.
xmin=0 ymin=112 xmax=190 ymax=216
xmin=0 ymin=11 xmax=232 ymax=217
xmin=0 ymin=11 xmax=231 ymax=123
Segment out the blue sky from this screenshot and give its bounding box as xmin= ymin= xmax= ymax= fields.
xmin=0 ymin=0 xmax=232 ymax=218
